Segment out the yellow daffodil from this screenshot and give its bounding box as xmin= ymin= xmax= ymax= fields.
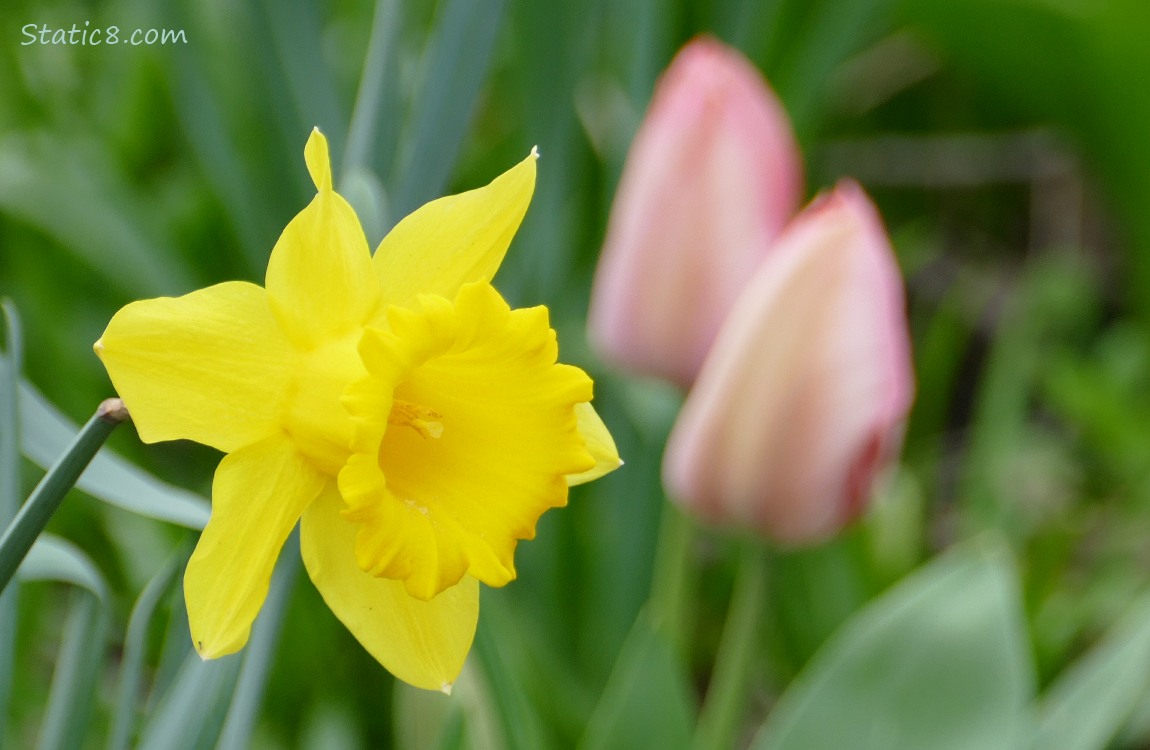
xmin=94 ymin=129 xmax=621 ymax=692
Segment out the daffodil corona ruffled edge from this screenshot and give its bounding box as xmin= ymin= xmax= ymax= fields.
xmin=94 ymin=128 xmax=621 ymax=691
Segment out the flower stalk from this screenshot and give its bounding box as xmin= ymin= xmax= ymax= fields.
xmin=691 ymin=540 xmax=767 ymax=750
xmin=0 ymin=398 xmax=129 ymax=594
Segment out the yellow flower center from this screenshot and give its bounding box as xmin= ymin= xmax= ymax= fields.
xmin=388 ymin=399 xmax=444 ymax=439
xmin=337 ymin=283 xmax=596 ymax=600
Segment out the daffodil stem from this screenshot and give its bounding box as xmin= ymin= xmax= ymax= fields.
xmin=691 ymin=540 xmax=767 ymax=750
xmin=0 ymin=398 xmax=129 ymax=594
xmin=649 ymin=500 xmax=696 ymax=657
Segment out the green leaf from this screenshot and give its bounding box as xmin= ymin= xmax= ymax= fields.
xmin=17 ymin=535 xmax=109 ymax=750
xmin=342 ymin=0 xmax=402 ymax=192
xmin=0 ymin=301 xmax=23 ymax=728
xmin=108 ymin=546 xmax=188 ymax=750
xmin=1029 ymin=591 xmax=1150 ymax=750
xmin=389 ymin=0 xmax=505 ymax=218
xmin=17 ymin=535 xmax=108 ymax=600
xmin=254 ymin=0 xmax=347 ymax=158
xmin=0 ymin=301 xmax=22 ymax=525
xmin=19 ymin=381 xmax=209 ymax=530
xmin=217 ymin=539 xmax=301 ymax=750
xmin=579 ymin=610 xmax=697 ymax=750
xmin=471 ymin=593 xmax=550 ymax=750
xmin=36 ymin=591 xmax=107 ymax=750
xmin=751 ymin=539 xmax=1034 ymax=750
xmin=135 ymin=652 xmax=243 ymax=750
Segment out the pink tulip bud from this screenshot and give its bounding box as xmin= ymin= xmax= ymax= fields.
xmin=662 ymin=182 xmax=914 ymax=544
xmin=588 ymin=36 xmax=803 ymax=388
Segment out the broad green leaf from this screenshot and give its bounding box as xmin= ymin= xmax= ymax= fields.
xmin=1029 ymin=591 xmax=1150 ymax=750
xmin=17 ymin=535 xmax=108 ymax=600
xmin=19 ymin=381 xmax=209 ymax=530
xmin=579 ymin=610 xmax=696 ymax=750
xmin=751 ymin=539 xmax=1034 ymax=750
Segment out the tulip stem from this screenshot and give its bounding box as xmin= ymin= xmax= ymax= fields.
xmin=649 ymin=500 xmax=696 ymax=657
xmin=0 ymin=398 xmax=129 ymax=594
xmin=692 ymin=540 xmax=767 ymax=750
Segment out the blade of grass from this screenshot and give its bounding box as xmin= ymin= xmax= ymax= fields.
xmin=18 ymin=535 xmax=109 ymax=750
xmin=136 ymin=651 xmax=243 ymax=750
xmin=37 ymin=592 xmax=107 ymax=750
xmin=19 ymin=381 xmax=210 ymax=529
xmin=389 ymin=0 xmax=505 ymax=219
xmin=216 ymin=533 xmax=301 ymax=750
xmin=255 ymin=0 xmax=347 ymax=159
xmin=340 ymin=0 xmax=401 ymax=246
xmin=0 ymin=301 xmax=23 ymax=736
xmin=107 ymin=545 xmax=189 ymax=750
xmin=472 ymin=592 xmax=550 ymax=750
xmin=342 ymin=0 xmax=401 ymax=182
xmin=0 ymin=399 xmax=129 ymax=594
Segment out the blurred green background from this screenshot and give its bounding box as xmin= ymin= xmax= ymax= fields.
xmin=4 ymin=0 xmax=1150 ymax=747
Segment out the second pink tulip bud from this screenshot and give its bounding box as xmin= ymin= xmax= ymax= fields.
xmin=662 ymin=182 xmax=914 ymax=544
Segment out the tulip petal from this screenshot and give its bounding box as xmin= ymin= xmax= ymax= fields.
xmin=589 ymin=37 xmax=803 ymax=387
xmin=301 ymin=487 xmax=479 ymax=692
xmin=566 ymin=402 xmax=623 ymax=486
xmin=95 ymin=281 xmax=296 ymax=453
xmin=185 ymin=434 xmax=327 ymax=659
xmin=664 ymin=182 xmax=913 ymax=544
xmin=372 ymin=150 xmax=536 ymax=311
xmin=266 ymin=129 xmax=381 ymax=348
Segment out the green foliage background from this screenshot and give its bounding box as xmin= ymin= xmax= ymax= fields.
xmin=3 ymin=0 xmax=1150 ymax=747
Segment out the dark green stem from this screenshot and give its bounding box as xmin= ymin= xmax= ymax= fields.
xmin=0 ymin=399 xmax=128 ymax=594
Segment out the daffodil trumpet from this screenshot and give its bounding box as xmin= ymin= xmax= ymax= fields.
xmin=95 ymin=129 xmax=621 ymax=692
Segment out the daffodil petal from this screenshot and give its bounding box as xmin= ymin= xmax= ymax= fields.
xmin=266 ymin=129 xmax=381 ymax=348
xmin=304 ymin=126 xmax=332 ymax=191
xmin=301 ymin=487 xmax=478 ymax=692
xmin=566 ymin=402 xmax=623 ymax=486
xmin=94 ymin=281 xmax=295 ymax=453
xmin=185 ymin=434 xmax=327 ymax=659
xmin=372 ymin=150 xmax=537 ymax=311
